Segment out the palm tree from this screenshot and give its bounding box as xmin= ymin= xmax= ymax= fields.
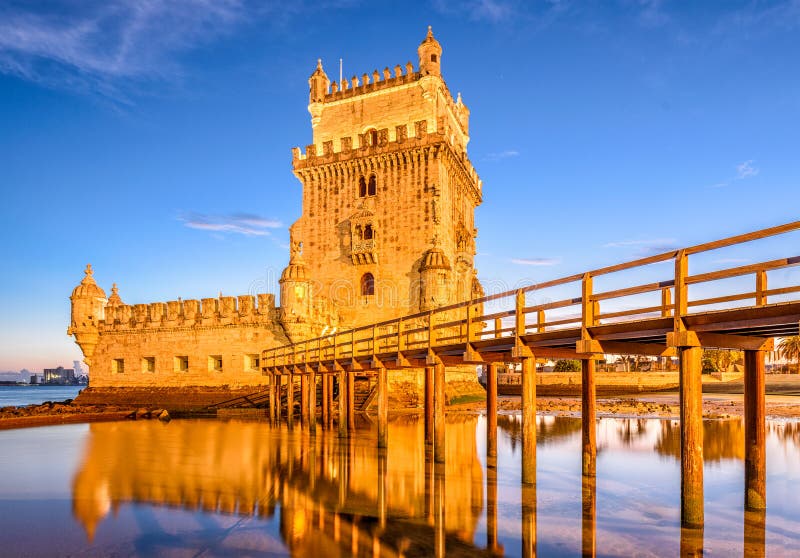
xmin=777 ymin=336 xmax=800 ymax=374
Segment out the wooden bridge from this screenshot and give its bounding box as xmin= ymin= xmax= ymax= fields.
xmin=262 ymin=220 xmax=800 ymax=533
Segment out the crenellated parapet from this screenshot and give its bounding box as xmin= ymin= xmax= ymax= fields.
xmin=292 ymin=120 xmax=482 ymax=199
xmin=100 ymin=293 xmax=279 ymax=332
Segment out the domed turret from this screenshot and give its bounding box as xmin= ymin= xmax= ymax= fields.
xmin=418 ymin=26 xmax=442 ymax=77
xmin=279 ymin=232 xmax=313 ymax=342
xmin=67 ymin=264 xmax=108 ymax=367
xmin=419 ymin=240 xmax=451 ymax=312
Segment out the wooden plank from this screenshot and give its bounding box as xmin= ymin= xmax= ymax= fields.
xmin=695 ymin=332 xmax=773 ymax=351
xmin=597 ymin=341 xmax=675 ymax=357
xmin=686 ymin=257 xmax=799 ymax=285
xmin=684 ymin=220 xmax=800 ymax=255
xmin=593 ymin=280 xmax=674 ymax=302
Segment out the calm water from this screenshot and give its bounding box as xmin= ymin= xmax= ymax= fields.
xmin=0 ymin=414 xmax=798 ymax=557
xmin=0 ymin=385 xmax=84 ymax=407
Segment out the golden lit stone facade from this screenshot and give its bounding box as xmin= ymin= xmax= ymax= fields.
xmin=68 ymin=28 xmax=483 ymax=398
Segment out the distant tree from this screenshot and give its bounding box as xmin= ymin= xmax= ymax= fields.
xmin=702 ymin=349 xmax=743 ymax=374
xmin=778 ymin=336 xmax=800 ymax=374
xmin=553 ymin=359 xmax=581 ymax=372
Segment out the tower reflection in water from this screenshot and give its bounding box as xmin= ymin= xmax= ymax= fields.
xmin=68 ymin=415 xmax=792 ymax=556
xmin=71 ymin=416 xmax=486 ymax=556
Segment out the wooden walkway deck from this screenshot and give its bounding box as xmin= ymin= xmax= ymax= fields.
xmin=261 ymin=220 xmax=800 ymax=534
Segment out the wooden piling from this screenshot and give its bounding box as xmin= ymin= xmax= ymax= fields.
xmin=347 ymin=372 xmax=355 ymax=432
xmin=377 ymin=367 xmax=388 ymax=448
xmin=581 ymin=358 xmax=596 ymax=477
xmin=434 ymin=461 xmax=446 ymax=558
xmin=487 ymin=363 xmax=498 ymax=467
xmin=521 ymin=483 xmax=536 ymax=558
xmin=322 ymin=370 xmax=329 ymax=426
xmin=425 ymin=366 xmax=434 ymax=446
xmin=521 ymin=356 xmax=536 ymax=485
xmin=487 ymin=460 xmax=499 ymax=553
xmin=582 ymin=474 xmax=596 ymax=557
xmin=434 ymin=362 xmax=446 ymax=464
xmin=268 ymin=372 xmax=276 ymax=423
xmin=275 ymin=374 xmax=282 ymax=423
xmin=309 ymin=368 xmax=317 ymax=434
xmin=744 ymin=350 xmax=766 ymax=510
xmin=338 ymin=371 xmax=348 ymax=438
xmin=301 ymin=372 xmax=309 ymax=426
xmin=287 ymin=372 xmax=294 ymax=427
xmin=679 ymin=346 xmax=704 ymax=528
xmin=744 ymin=509 xmax=766 ymax=558
xmin=378 ymin=448 xmax=388 ymax=528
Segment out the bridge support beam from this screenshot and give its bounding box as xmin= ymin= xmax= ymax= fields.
xmin=287 ymin=372 xmax=294 ymax=427
xmin=679 ymin=345 xmax=704 ymax=529
xmin=300 ymin=373 xmax=309 ymax=426
xmin=275 ymin=374 xmax=282 ymax=423
xmin=309 ymin=368 xmax=317 ymax=434
xmin=377 ymin=367 xmax=388 ymax=448
xmin=322 ymin=371 xmax=329 ymax=427
xmin=434 ymin=362 xmax=446 ymax=464
xmin=487 ymin=456 xmax=499 ymax=553
xmin=347 ymin=372 xmax=355 ymax=432
xmin=338 ymin=371 xmax=348 ymax=438
xmin=582 ymin=475 xmax=596 ymax=558
xmin=486 ymin=363 xmax=498 ymax=468
xmin=521 ymin=356 xmax=536 ymax=485
xmin=521 ymin=483 xmax=536 ymax=558
xmin=268 ymin=372 xmax=276 ymax=423
xmin=327 ymin=375 xmax=335 ymax=428
xmin=581 ymin=358 xmax=596 ymax=477
xmin=425 ymin=366 xmax=434 ymax=446
xmin=744 ymin=349 xmax=766 ymax=510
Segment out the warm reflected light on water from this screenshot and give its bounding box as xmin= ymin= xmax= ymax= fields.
xmin=0 ymin=415 xmax=798 ymax=556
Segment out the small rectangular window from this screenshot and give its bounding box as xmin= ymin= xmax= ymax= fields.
xmin=112 ymin=358 xmax=125 ymax=374
xmin=245 ymin=354 xmax=260 ymax=372
xmin=174 ymin=356 xmax=189 ymax=372
xmin=209 ymin=355 xmax=223 ymax=372
xmin=142 ymin=357 xmax=155 ymax=373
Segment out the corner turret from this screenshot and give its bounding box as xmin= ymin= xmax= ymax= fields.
xmin=308 ymin=59 xmax=329 ymax=128
xmin=279 ymin=231 xmax=313 ymax=342
xmin=419 ymin=239 xmax=452 ymax=312
xmin=418 ymin=26 xmax=442 ymax=77
xmin=67 ymin=264 xmax=107 ymax=367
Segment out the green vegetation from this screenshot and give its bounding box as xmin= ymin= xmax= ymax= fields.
xmin=702 ymin=349 xmax=743 ymax=374
xmin=448 ymin=393 xmax=486 ymax=406
xmin=553 ymin=359 xmax=581 ymax=372
xmin=778 ymin=336 xmax=800 ymax=374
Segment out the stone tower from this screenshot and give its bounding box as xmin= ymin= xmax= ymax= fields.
xmin=286 ymin=27 xmax=482 ymax=328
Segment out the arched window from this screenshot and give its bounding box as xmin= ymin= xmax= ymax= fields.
xmin=355 ymin=224 xmax=363 ymax=240
xmin=361 ymin=273 xmax=375 ymax=296
xmin=369 ymin=129 xmax=378 ymax=146
xmin=431 ymin=54 xmax=437 ymax=63
xmin=367 ymin=174 xmax=377 ymax=196
xmin=359 ymin=176 xmax=367 ymax=197
xmin=363 ymin=224 xmax=373 ymax=240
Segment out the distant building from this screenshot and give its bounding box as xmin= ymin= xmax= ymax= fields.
xmin=43 ymin=366 xmax=76 ymax=385
xmin=29 ymin=374 xmax=40 ymax=385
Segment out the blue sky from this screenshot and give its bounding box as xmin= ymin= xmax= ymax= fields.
xmin=1 ymin=1 xmax=798 ymax=371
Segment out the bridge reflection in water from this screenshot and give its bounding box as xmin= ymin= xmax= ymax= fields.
xmin=68 ymin=416 xmax=800 ymax=556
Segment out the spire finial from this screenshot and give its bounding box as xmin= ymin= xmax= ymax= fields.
xmin=112 ymin=283 xmax=118 ymax=294
xmin=84 ymin=264 xmax=93 ymax=277
xmin=317 ymin=58 xmax=323 ymax=69
xmin=427 ymin=25 xmax=433 ymax=37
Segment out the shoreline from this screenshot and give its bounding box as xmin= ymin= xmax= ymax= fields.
xmin=3 ymin=390 xmax=800 ymax=431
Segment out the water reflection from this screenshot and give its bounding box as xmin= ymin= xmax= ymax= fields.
xmin=72 ymin=416 xmax=487 ymax=556
xmin=27 ymin=414 xmax=795 ymax=555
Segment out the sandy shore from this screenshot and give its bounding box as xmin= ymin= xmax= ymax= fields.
xmin=2 ymin=377 xmax=799 ymax=430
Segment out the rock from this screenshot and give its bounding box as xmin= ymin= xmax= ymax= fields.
xmin=135 ymin=408 xmax=150 ymax=419
xmin=157 ymin=410 xmax=170 ymax=422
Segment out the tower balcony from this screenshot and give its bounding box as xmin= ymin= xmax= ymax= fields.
xmin=351 ymin=240 xmax=378 ymax=265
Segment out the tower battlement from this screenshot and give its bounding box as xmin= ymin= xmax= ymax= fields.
xmin=291 ymin=120 xmax=482 ymax=197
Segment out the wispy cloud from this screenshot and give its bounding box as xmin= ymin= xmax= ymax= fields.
xmin=708 ymin=159 xmax=759 ymax=188
xmin=603 ymin=237 xmax=678 ymax=257
xmin=0 ymin=1 xmax=268 ymax=101
xmin=179 ymin=212 xmax=282 ymax=236
xmin=511 ymin=257 xmax=561 ymax=266
xmin=484 ymin=149 xmax=520 ymax=161
xmin=432 ymin=0 xmax=515 ymax=22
